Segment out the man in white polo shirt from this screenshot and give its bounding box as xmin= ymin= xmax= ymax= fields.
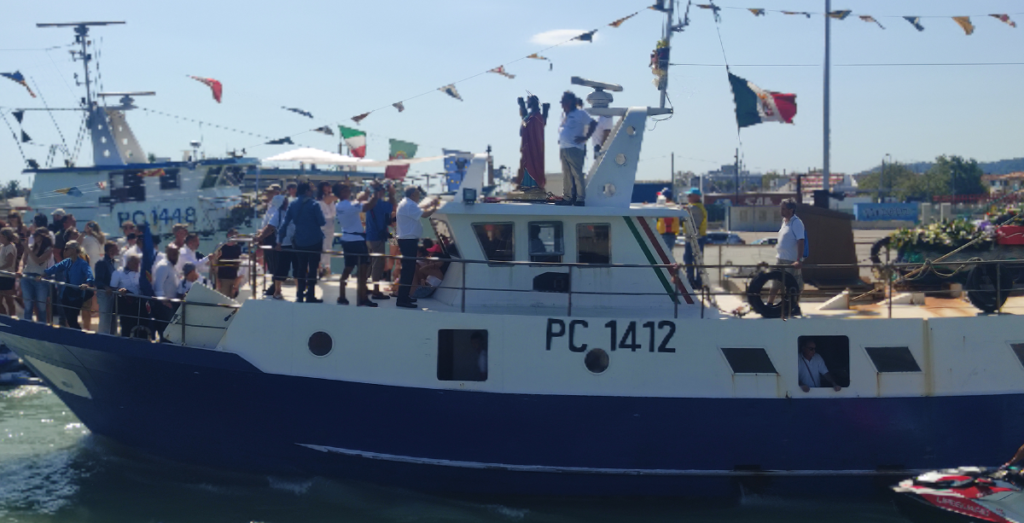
xmin=557 ymin=91 xmax=596 ymax=207
xmin=797 ymin=339 xmax=842 ymax=392
xmin=395 ymin=187 xmax=440 ymax=308
xmin=769 ymin=198 xmax=806 ymax=314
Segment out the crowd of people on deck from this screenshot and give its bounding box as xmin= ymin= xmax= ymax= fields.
xmin=0 ymin=208 xmax=245 ymax=339
xmin=255 ymin=179 xmax=443 ymax=309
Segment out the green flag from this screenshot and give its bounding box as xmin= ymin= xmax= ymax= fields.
xmin=386 ymin=139 xmax=418 ymax=179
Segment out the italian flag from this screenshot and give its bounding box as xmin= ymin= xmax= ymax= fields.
xmin=728 ymin=73 xmax=797 ymax=128
xmin=338 ymin=126 xmax=367 ymax=157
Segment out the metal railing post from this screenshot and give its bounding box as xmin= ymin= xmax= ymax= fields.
xmin=997 ymin=262 xmax=1003 ymax=314
xmin=460 ymin=263 xmax=466 ymax=313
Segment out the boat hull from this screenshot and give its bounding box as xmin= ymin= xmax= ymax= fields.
xmin=2 ymin=317 xmax=1022 ymax=497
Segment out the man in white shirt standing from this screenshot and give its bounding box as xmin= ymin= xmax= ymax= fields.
xmin=151 ymin=244 xmax=181 ymax=341
xmin=590 ymin=113 xmax=613 ymax=160
xmin=797 ymin=339 xmax=842 ymax=392
xmin=395 ymin=187 xmax=440 ymax=308
xmin=769 ymin=199 xmax=806 ymax=314
xmin=557 ymin=91 xmax=596 ymax=207
xmin=334 ymin=182 xmax=380 ymax=307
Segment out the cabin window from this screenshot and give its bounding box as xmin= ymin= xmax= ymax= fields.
xmin=429 ymin=219 xmax=460 ymax=258
xmin=200 ymin=167 xmax=222 ymax=189
xmin=472 ymin=223 xmax=515 ymax=262
xmin=721 ymin=348 xmax=778 ymax=374
xmin=797 ymin=336 xmax=850 ymax=388
xmin=220 ymin=166 xmax=245 ymax=187
xmin=1011 ymin=343 xmax=1024 ymax=368
xmin=159 ymin=169 xmax=181 ymax=190
xmin=865 ymin=346 xmax=921 ymax=373
xmin=437 ymin=330 xmax=487 ymax=381
xmin=528 ymin=222 xmax=563 ymax=263
xmin=109 ymin=171 xmax=145 ymax=203
xmin=577 ymin=224 xmax=611 ymax=264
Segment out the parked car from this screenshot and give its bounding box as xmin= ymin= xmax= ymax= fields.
xmin=705 ymin=232 xmax=746 ymax=245
xmin=751 ymin=237 xmax=777 ymax=246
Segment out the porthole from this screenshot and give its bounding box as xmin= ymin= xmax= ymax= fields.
xmin=308 ymin=331 xmax=333 ymax=357
xmin=614 ymin=153 xmax=626 ymax=166
xmin=584 ymin=348 xmax=609 ymax=374
xmin=626 ymin=125 xmax=636 ymax=136
xmin=603 ymin=183 xmax=616 ymax=196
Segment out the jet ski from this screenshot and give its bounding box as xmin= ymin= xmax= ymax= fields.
xmin=893 ymin=466 xmax=1024 ymax=523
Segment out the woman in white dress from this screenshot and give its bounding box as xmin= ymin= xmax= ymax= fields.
xmin=80 ymin=221 xmax=106 ymax=331
xmin=316 ymin=181 xmax=338 ymax=277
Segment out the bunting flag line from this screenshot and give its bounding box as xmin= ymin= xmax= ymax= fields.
xmin=392 ymin=102 xmax=405 ymax=112
xmin=266 ymin=137 xmax=294 ymax=145
xmin=828 ymin=10 xmax=851 ymax=20
xmin=12 ymin=110 xmax=24 ymax=124
xmin=351 ymin=112 xmax=370 ymax=124
xmin=439 ymin=84 xmax=463 ymax=101
xmin=609 ymin=12 xmax=638 ymax=27
xmin=728 ymin=72 xmax=797 ymax=128
xmin=1 ymin=72 xmax=36 ymax=98
xmin=782 ymin=11 xmax=811 ymax=18
xmin=53 ymin=187 xmax=83 ymax=197
xmin=312 ymin=125 xmax=334 ymax=136
xmin=20 ymin=130 xmax=31 ymax=143
xmin=283 ymin=107 xmax=313 ymax=118
xmin=859 ymin=15 xmax=885 ymax=29
xmin=339 ymin=126 xmax=366 ymax=157
xmin=385 ymin=139 xmax=418 ymax=180
xmin=749 ymin=8 xmax=765 ymax=17
xmin=188 ymin=76 xmax=223 ymax=103
xmin=904 ymin=16 xmax=925 ymax=31
xmin=990 ymin=14 xmax=1017 ymax=28
xmin=488 ymin=66 xmax=515 ymax=79
xmin=575 ymin=30 xmax=597 ymax=42
xmin=953 ymin=16 xmax=975 ymax=35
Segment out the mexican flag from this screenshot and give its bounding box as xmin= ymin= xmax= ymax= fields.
xmin=728 ymin=73 xmax=797 ymax=128
xmin=338 ymin=126 xmax=367 ymax=157
xmin=385 ymin=139 xmax=418 ymax=180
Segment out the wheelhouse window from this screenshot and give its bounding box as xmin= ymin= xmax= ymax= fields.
xmin=472 ymin=223 xmax=515 ymax=262
xmin=429 ymin=218 xmax=460 ymax=258
xmin=200 ymin=166 xmax=222 ymax=189
xmin=159 ymin=169 xmax=181 ymax=190
xmin=797 ymin=336 xmax=850 ymax=388
xmin=108 ymin=170 xmax=145 ymax=203
xmin=529 ymin=222 xmax=563 ymax=263
xmin=577 ymin=224 xmax=611 ymax=264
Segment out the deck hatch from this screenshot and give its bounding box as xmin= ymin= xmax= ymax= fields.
xmin=721 ymin=348 xmax=777 ymax=374
xmin=864 ymin=346 xmax=921 ymax=373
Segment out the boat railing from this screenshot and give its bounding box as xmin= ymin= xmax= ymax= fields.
xmin=0 ymin=248 xmax=1016 ymax=343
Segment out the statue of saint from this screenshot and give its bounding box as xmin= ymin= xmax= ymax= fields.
xmin=515 ymin=95 xmax=549 ymax=190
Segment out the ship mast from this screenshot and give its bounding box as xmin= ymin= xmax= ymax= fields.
xmin=822 ymin=0 xmax=831 ymax=194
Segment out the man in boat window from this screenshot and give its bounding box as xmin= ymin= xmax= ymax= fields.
xmin=798 ymin=339 xmax=841 ymax=392
xmin=556 ymin=91 xmax=596 ymax=207
xmin=768 ymin=199 xmax=805 ymax=315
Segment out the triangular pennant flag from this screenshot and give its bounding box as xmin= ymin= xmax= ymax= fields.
xmin=904 ymin=17 xmax=925 ymax=31
xmin=188 ymin=75 xmax=223 ymax=103
xmin=859 ymin=15 xmax=885 ymax=29
xmin=953 ymin=16 xmax=975 ymax=35
xmin=782 ymin=11 xmax=811 ymax=18
xmin=1 ymin=72 xmax=36 ymax=98
xmin=828 ymin=10 xmax=851 ymax=20
xmin=351 ymin=112 xmax=370 ymax=124
xmin=339 ymin=126 xmax=367 ymax=157
xmin=392 ymin=102 xmax=405 ymax=112
xmin=312 ymin=125 xmax=334 ymax=136
xmin=748 ymin=8 xmax=765 ymax=17
xmin=12 ymin=110 xmax=24 ymax=124
xmin=527 ymin=53 xmax=549 ymax=61
xmin=609 ymin=12 xmax=638 ymax=27
xmin=488 ymin=66 xmax=515 ymax=79
xmin=266 ymin=137 xmax=294 ymax=145
xmin=728 ymin=72 xmax=797 ymax=128
xmin=138 ymin=168 xmax=167 ymax=177
xmin=282 ymin=107 xmax=313 ymax=118
xmin=20 ymin=130 xmax=31 ymax=143
xmin=439 ymin=84 xmax=463 ymax=101
xmin=989 ymin=14 xmax=1017 ymax=28
xmin=575 ymin=30 xmax=597 ymax=42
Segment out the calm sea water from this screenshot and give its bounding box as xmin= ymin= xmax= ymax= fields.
xmin=1 ymin=385 xmax=910 ymax=523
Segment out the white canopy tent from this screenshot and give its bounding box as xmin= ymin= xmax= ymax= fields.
xmin=262 ymin=147 xmax=442 ymax=167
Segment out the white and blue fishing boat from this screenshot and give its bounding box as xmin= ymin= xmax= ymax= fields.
xmin=3 ymin=13 xmax=1024 ymax=498
xmin=19 ymin=22 xmax=257 ymax=239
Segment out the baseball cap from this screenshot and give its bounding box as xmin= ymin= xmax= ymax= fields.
xmin=687 ymin=188 xmax=702 ymax=195
xmin=52 ymin=208 xmax=66 ymax=218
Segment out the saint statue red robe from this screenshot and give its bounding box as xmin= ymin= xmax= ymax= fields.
xmin=517 ymin=111 xmax=546 ymax=188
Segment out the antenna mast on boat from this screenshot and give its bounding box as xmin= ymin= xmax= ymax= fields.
xmin=36 ymin=21 xmax=127 ymax=167
xmin=822 ymin=1 xmax=831 ymax=193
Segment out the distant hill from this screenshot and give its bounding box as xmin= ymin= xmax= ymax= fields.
xmin=858 ymin=157 xmax=1024 ymax=176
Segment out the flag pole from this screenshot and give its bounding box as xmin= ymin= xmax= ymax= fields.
xmin=822 ymin=0 xmax=831 ymax=194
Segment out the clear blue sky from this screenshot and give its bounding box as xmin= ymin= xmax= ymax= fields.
xmin=1 ymin=0 xmax=1021 ymax=189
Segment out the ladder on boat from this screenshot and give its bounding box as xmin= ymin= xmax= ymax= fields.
xmin=682 ymin=207 xmax=715 ymax=307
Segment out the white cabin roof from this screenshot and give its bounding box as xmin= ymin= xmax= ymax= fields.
xmin=437 ymin=201 xmax=690 ymax=218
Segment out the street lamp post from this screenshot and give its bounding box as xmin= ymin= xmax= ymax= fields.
xmin=885 ymin=153 xmax=892 ymax=202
